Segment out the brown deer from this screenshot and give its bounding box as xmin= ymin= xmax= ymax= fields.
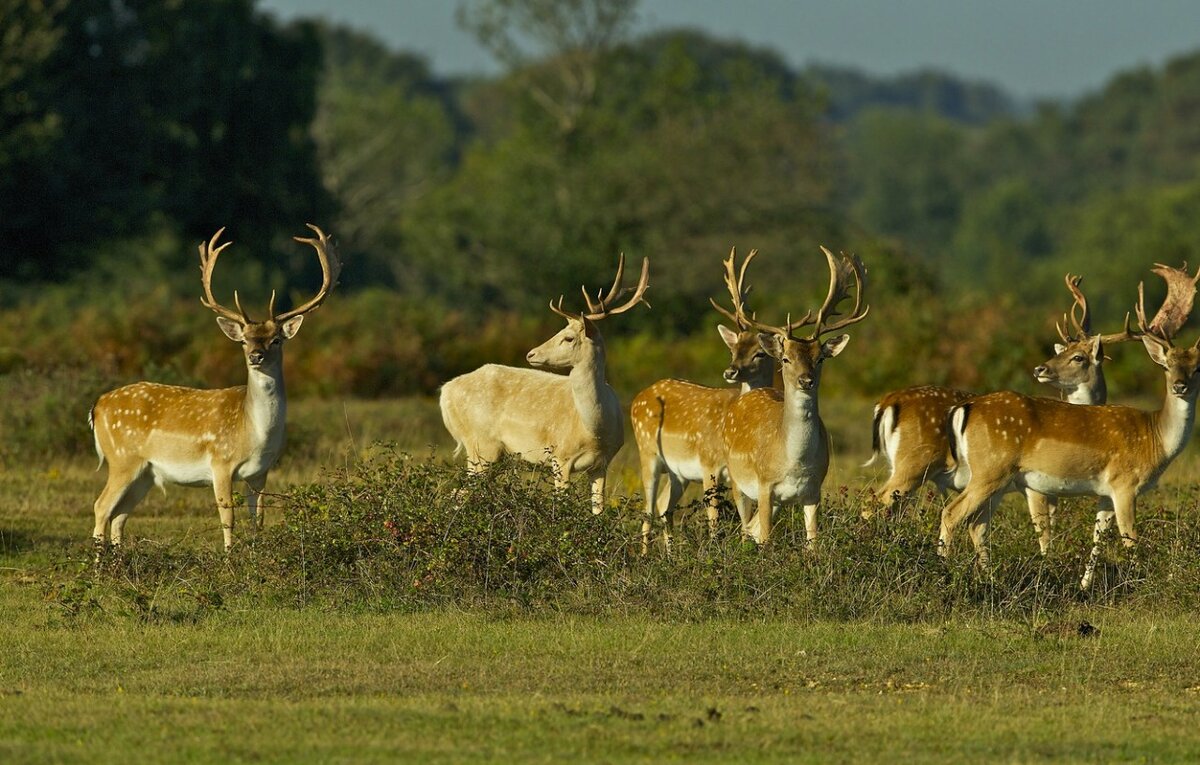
xmin=722 ymin=246 xmax=869 ymax=544
xmin=439 ymin=255 xmax=649 ymax=515
xmin=630 ymin=248 xmax=777 ymax=553
xmin=862 ymin=273 xmax=1138 ymax=546
xmin=939 ymin=265 xmax=1199 ymax=588
xmin=89 ymin=225 xmax=341 ymax=551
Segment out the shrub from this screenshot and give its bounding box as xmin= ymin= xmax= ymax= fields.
xmin=51 ymin=449 xmax=1200 ymax=622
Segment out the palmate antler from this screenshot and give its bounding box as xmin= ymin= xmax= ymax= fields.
xmin=736 ymin=246 xmax=868 ymax=340
xmin=549 ymin=253 xmax=650 ymax=322
xmin=198 ymin=224 xmax=341 ymax=324
xmin=1135 ymin=262 xmax=1199 ymax=347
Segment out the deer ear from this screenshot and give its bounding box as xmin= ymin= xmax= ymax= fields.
xmin=822 ymin=334 xmax=850 ymax=358
xmin=1053 ymin=343 xmax=1066 ymax=355
xmin=1090 ymin=335 xmax=1103 ymax=363
xmin=1142 ymin=335 xmax=1169 ymax=368
xmin=717 ymin=324 xmax=739 ymax=350
xmin=280 ymin=314 xmax=304 ymax=339
xmin=216 ymin=317 xmax=245 ymax=342
xmin=757 ymin=333 xmax=784 ymax=359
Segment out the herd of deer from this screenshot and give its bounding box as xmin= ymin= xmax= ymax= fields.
xmin=86 ymin=225 xmax=1200 ymax=590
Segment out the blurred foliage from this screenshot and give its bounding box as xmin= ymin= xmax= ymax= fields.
xmin=3 ymin=0 xmax=1200 ymax=400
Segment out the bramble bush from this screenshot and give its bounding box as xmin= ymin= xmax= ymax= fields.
xmin=50 ymin=448 xmax=1200 ymax=622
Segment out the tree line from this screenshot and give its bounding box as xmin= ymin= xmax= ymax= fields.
xmin=2 ymin=0 xmax=1199 ymax=396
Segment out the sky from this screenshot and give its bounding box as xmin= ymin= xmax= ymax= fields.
xmin=258 ymin=0 xmax=1200 ymax=100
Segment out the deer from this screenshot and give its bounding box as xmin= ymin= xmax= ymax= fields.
xmin=861 ymin=273 xmax=1138 ymax=552
xmin=630 ymin=248 xmax=777 ymax=553
xmin=938 ymin=264 xmax=1199 ymax=589
xmin=722 ymin=246 xmax=869 ymax=544
xmin=439 ymin=254 xmax=649 ymax=515
xmin=89 ymin=225 xmax=341 ymax=551
xmin=1022 ymin=273 xmax=1155 ymax=553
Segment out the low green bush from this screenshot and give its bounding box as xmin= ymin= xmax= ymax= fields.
xmin=50 ymin=448 xmax=1200 ymax=622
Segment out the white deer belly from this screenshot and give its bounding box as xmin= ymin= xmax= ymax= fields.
xmin=1020 ymin=471 xmax=1104 ymax=497
xmin=662 ymin=453 xmax=708 ymax=483
xmin=773 ymin=471 xmax=822 ymax=503
xmin=150 ymin=459 xmax=214 ymax=489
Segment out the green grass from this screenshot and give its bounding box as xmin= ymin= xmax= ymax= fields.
xmin=4 ymin=396 xmax=1200 ymax=763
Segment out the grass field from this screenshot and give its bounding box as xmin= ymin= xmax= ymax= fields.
xmin=4 ymin=396 xmax=1200 ymax=763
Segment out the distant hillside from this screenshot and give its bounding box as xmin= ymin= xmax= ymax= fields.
xmin=804 ymin=64 xmax=1025 ymax=124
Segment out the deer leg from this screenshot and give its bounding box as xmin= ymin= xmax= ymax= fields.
xmin=92 ymin=463 xmax=146 ymax=548
xmin=701 ymin=473 xmax=720 ymax=537
xmin=755 ymin=484 xmax=774 ymax=544
xmin=212 ymin=467 xmax=236 ymax=552
xmin=1025 ymin=489 xmax=1053 ymax=555
xmin=1083 ymin=491 xmax=1136 ymax=590
xmin=967 ymin=494 xmax=1002 ymax=570
xmin=727 ymin=479 xmax=754 ymax=538
xmin=1112 ymin=491 xmax=1137 ymax=548
xmin=246 ymin=474 xmax=267 ymax=532
xmin=587 ymin=468 xmax=604 ymax=515
xmin=803 ymin=502 xmax=819 ymax=543
xmin=869 ymin=468 xmax=924 ymax=520
xmin=641 ymin=460 xmax=662 ymax=556
xmin=660 ymin=476 xmax=684 ymax=554
xmin=939 ymin=478 xmax=1005 ymax=556
xmin=108 ymin=470 xmax=154 ymax=547
xmin=1080 ymin=497 xmax=1118 ymax=590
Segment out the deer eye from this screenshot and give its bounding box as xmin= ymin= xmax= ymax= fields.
xmin=1072 ymin=355 xmax=1086 ymax=363
xmin=561 ymin=336 xmax=575 ymax=344
xmin=270 ymin=338 xmax=282 ymax=346
xmin=753 ymin=351 xmax=768 ymax=360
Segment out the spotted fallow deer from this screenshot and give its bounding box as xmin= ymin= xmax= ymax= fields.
xmin=722 ymin=246 xmax=869 ymax=544
xmin=939 ymin=264 xmax=1199 ymax=589
xmin=1023 ymin=273 xmax=1152 ymax=553
xmin=89 ymin=225 xmax=341 ymax=551
xmin=439 ymin=254 xmax=649 ymax=515
xmin=862 ymin=272 xmax=1139 ymax=548
xmin=630 ymin=248 xmax=777 ymax=553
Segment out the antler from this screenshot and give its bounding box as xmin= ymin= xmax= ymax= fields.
xmin=198 ymin=228 xmax=250 ymax=323
xmin=1056 ymin=273 xmax=1091 ymax=343
xmin=709 ymin=247 xmax=758 ymax=329
xmin=274 ymin=224 xmax=342 ymax=322
xmin=1133 ymin=261 xmax=1198 ymax=345
xmin=809 ymin=246 xmax=869 ymax=338
xmin=550 ymin=254 xmax=650 ymax=322
xmin=1145 ymin=262 xmax=1198 ymax=340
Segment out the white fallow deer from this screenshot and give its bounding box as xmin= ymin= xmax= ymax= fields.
xmin=630 ymin=247 xmax=777 ymax=553
xmin=89 ymin=225 xmax=341 ymax=551
xmin=939 ymin=264 xmax=1199 ymax=589
xmin=439 ymin=254 xmax=650 ymax=515
xmin=722 ymin=246 xmax=869 ymax=544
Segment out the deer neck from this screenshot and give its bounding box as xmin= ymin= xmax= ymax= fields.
xmin=567 ymin=344 xmax=608 ymax=434
xmin=244 ymin=359 xmax=287 ymax=440
xmin=1152 ymin=381 xmax=1198 ymax=463
xmin=781 ymin=383 xmax=822 ymax=461
xmin=1066 ymin=373 xmax=1106 ymax=406
xmin=740 ymin=363 xmax=776 ymax=394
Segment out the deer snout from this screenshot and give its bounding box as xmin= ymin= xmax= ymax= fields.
xmin=1032 ymin=364 xmax=1051 ymax=380
xmin=797 ymin=374 xmax=815 ymax=390
xmin=526 ymin=350 xmax=537 ymax=363
xmin=723 ymin=367 xmax=739 ymax=383
xmin=1172 ymin=380 xmax=1189 ymax=396
xmin=248 ymin=350 xmax=266 ymax=366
